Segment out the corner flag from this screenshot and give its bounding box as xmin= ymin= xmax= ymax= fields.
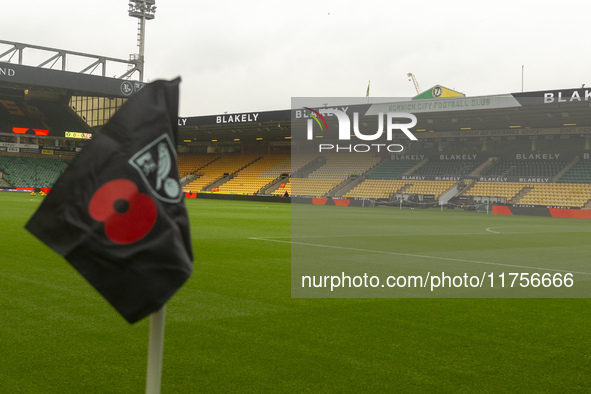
xmin=25 ymin=78 xmax=193 ymax=324
xmin=366 ymin=80 xmax=370 ymax=97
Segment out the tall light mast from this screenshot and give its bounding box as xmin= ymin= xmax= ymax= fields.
xmin=128 ymin=0 xmax=156 ymax=82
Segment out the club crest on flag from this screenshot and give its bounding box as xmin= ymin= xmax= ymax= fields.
xmin=129 ymin=133 xmax=182 ymax=203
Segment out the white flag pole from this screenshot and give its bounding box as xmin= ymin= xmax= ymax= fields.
xmin=146 ymin=305 xmax=167 ymax=394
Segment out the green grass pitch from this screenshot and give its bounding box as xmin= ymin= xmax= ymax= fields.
xmin=1 ymin=192 xmax=590 ymax=392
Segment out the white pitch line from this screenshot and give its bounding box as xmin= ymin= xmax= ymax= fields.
xmin=256 ymin=228 xmax=591 ymax=241
xmin=249 ymin=237 xmax=591 ymax=276
xmin=252 ymin=232 xmax=491 ymax=240
xmin=484 ymin=227 xmax=591 ymax=235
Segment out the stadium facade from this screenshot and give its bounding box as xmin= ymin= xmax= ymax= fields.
xmin=1 ymin=43 xmax=591 ymax=214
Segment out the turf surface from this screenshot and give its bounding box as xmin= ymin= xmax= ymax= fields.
xmin=1 ymin=192 xmax=590 ymax=392
xmin=290 ymin=203 xmax=591 ymax=297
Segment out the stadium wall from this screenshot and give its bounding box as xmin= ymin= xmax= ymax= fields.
xmin=186 ymin=192 xmax=290 ymax=203
xmin=185 ymin=193 xmax=369 ymax=207
xmin=492 ymin=205 xmax=591 ymax=219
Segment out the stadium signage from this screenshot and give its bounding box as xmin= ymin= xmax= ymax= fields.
xmin=519 ymin=177 xmax=551 ymax=183
xmin=294 ymin=107 xmax=350 ymax=118
xmin=401 ymin=175 xmax=427 ymax=180
xmin=439 ymin=154 xmax=478 ymax=160
xmin=41 ymin=145 xmax=76 ymax=152
xmin=65 ymin=131 xmax=92 ymax=139
xmin=216 ymin=113 xmax=260 ymax=124
xmin=0 ymin=67 xmax=15 ymax=77
xmin=120 ymin=81 xmax=145 ymax=96
xmin=544 ymin=89 xmax=591 ymax=104
xmin=478 ymin=176 xmax=550 ymax=183
xmin=479 ymin=177 xmax=509 ymax=182
xmin=391 ymin=154 xmax=425 ymax=160
xmin=560 ymin=127 xmax=591 ymax=134
xmin=178 ymin=118 xmax=187 ymax=126
xmin=389 ymin=98 xmax=492 ymax=112
xmin=515 ymin=153 xmax=560 ymax=160
xmin=0 ymin=142 xmax=38 ymax=149
xmin=20 ymin=148 xmax=40 ymax=154
xmin=364 ymin=95 xmax=521 ymax=115
xmin=400 ymin=175 xmax=462 ymax=182
xmin=401 ymin=175 xmax=461 ymax=181
xmin=435 ymin=176 xmax=461 ymax=181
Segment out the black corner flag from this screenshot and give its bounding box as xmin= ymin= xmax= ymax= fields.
xmin=25 ymin=78 xmax=193 ymax=324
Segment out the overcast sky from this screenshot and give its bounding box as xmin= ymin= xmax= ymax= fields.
xmin=2 ymin=0 xmax=589 ymax=116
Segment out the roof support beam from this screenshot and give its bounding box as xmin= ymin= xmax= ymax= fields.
xmin=0 ymin=39 xmax=138 ymax=80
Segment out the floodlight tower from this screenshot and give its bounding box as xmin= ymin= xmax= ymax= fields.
xmin=128 ymin=0 xmax=156 ymax=82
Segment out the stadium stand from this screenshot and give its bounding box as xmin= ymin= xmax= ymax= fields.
xmin=291 ymin=178 xmax=343 ymax=198
xmin=272 ymin=178 xmax=291 ymax=196
xmin=1 ymin=148 xmax=590 ymax=210
xmin=409 ymin=158 xmax=482 ymax=177
xmin=403 ymin=180 xmax=456 ymax=199
xmin=0 ymin=98 xmax=46 ymax=130
xmin=259 ymin=155 xmax=291 ymax=179
xmin=365 ymin=159 xmax=421 ymax=180
xmin=291 ymin=154 xmax=381 ymax=197
xmin=483 ymin=159 xmax=569 ymax=178
xmin=518 ymin=183 xmax=591 ymax=208
xmin=345 ymin=179 xmax=410 ymax=199
xmin=218 ymin=155 xmax=289 ymax=195
xmin=557 ymin=160 xmax=591 ymax=184
xmin=27 ymin=100 xmax=88 ymax=133
xmin=182 ymin=155 xmax=259 ymax=192
xmin=268 ymin=155 xmax=321 ymax=196
xmin=177 ymin=154 xmax=219 ymax=178
xmin=306 ymin=154 xmax=381 ymax=180
xmin=343 ymin=160 xmax=421 ymax=199
xmin=463 ymin=182 xmax=529 ymax=201
xmin=0 ymin=156 xmax=68 ymax=188
xmin=177 ymin=152 xmax=591 ymax=208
